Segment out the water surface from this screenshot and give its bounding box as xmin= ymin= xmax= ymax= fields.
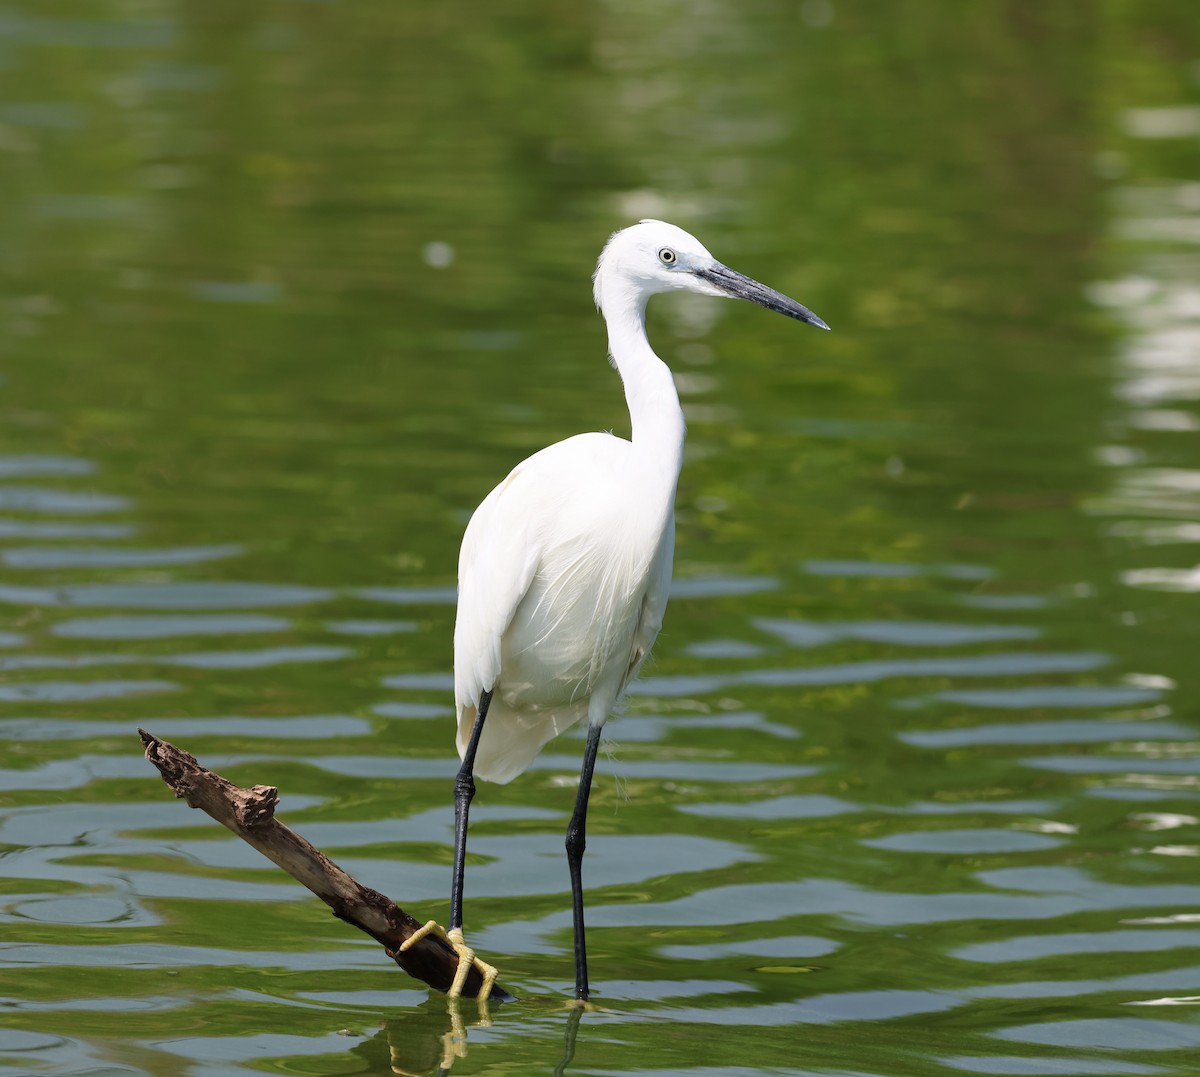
xmin=2 ymin=3 xmax=1200 ymax=1075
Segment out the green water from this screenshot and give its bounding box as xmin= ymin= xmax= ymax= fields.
xmin=3 ymin=2 xmax=1200 ymax=1074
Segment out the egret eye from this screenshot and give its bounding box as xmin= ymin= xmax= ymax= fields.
xmin=658 ymin=247 xmax=677 ymax=266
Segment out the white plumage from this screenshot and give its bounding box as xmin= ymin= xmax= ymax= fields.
xmin=440 ymin=219 xmax=828 ymax=1001
xmin=453 ymin=221 xmax=704 ymax=783
xmin=455 ymin=431 xmax=676 ymax=782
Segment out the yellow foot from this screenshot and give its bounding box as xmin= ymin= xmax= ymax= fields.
xmin=398 ymin=919 xmax=499 ymax=1002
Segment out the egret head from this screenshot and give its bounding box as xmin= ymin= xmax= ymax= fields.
xmin=594 ymin=219 xmax=830 ymax=331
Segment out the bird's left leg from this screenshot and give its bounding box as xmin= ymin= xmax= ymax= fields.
xmin=566 ymin=721 xmax=604 ymax=1001
xmin=396 ymin=918 xmax=498 ymax=1001
xmin=400 ymin=689 xmax=498 ymax=1000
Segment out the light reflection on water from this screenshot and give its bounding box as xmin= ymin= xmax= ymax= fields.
xmin=1 ymin=3 xmax=1200 ymax=1077
xmin=2 ymin=363 xmax=1198 ymax=1073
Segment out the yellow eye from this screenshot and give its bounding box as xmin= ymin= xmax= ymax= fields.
xmin=658 ymin=247 xmax=677 ymax=265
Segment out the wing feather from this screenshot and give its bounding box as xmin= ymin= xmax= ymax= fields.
xmin=453 ymin=463 xmax=540 ymax=719
xmin=453 ymin=431 xmax=671 ymax=778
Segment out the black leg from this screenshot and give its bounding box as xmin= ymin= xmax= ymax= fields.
xmin=450 ymin=689 xmax=492 ymax=934
xmin=566 ymin=722 xmax=604 ymax=1000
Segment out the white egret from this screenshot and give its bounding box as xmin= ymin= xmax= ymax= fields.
xmin=403 ymin=219 xmax=829 ymax=1001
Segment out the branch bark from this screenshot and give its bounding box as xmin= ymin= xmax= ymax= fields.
xmin=138 ymin=729 xmax=511 ymax=1002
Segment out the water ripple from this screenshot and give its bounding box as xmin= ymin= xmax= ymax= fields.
xmin=959 ymin=594 xmax=1054 ymax=610
xmin=658 ymin=934 xmax=840 ymax=960
xmin=0 ymin=679 xmax=177 ymax=703
xmin=0 ymin=519 xmax=135 ymax=539
xmin=0 ymin=715 xmax=370 ymax=741
xmin=0 ymin=581 xmax=333 ymax=609
xmin=995 ymin=1017 xmax=1200 ymax=1050
xmin=1024 ymin=755 xmax=1200 ymax=775
xmin=635 ymin=651 xmax=1109 ymax=697
xmin=0 ymin=751 xmax=173 ymax=789
xmin=0 ymin=486 xmax=129 ymax=514
xmin=324 ymin=618 xmax=417 ymax=636
xmin=356 ymin=585 xmax=456 ymax=605
xmin=956 ymin=929 xmax=1200 ymax=964
xmin=802 ymin=559 xmax=993 ymax=580
xmin=1 ymin=543 xmax=242 ymax=568
xmin=493 ymin=870 xmax=1200 ymax=941
xmin=0 ymin=455 xmax=94 ymax=477
xmin=0 ymin=647 xmax=350 ymax=671
xmin=50 ymin=614 xmax=292 ymax=639
xmin=902 ymin=719 xmax=1192 ymax=748
xmin=164 ymin=646 xmax=351 ymax=670
xmin=671 ymin=575 xmax=779 ymax=599
xmin=937 ymin=1055 xmax=1164 ymax=1075
xmin=925 ymin=684 xmax=1160 ymax=709
xmin=679 ymin=795 xmax=858 ymax=820
xmin=756 ymin=617 xmax=1040 ymax=648
xmin=863 ymin=829 xmax=1064 ymax=854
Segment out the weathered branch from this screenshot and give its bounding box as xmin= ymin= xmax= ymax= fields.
xmin=138 ymin=729 xmax=511 ymax=1002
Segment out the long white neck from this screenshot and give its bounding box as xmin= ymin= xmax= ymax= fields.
xmin=596 ymin=274 xmax=686 ymax=489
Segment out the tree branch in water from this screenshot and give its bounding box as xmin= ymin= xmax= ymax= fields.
xmin=138 ymin=729 xmax=511 ymax=1002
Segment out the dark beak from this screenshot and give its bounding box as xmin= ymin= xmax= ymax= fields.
xmin=695 ymin=263 xmax=830 ymax=331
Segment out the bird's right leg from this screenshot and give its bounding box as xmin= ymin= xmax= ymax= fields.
xmin=566 ymin=721 xmax=604 ymax=1001
xmin=400 ymin=689 xmax=498 ymax=1000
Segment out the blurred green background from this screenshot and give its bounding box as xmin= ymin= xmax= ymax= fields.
xmin=2 ymin=2 xmax=1200 ymax=1075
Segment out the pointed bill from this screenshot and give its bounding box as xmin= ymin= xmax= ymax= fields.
xmin=695 ymin=263 xmax=831 ymax=330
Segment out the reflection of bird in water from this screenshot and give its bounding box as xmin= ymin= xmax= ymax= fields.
xmin=380 ymin=997 xmax=489 ymax=1075
xmin=379 ymin=995 xmax=583 ymax=1076
xmin=403 ymin=220 xmax=830 ymax=1000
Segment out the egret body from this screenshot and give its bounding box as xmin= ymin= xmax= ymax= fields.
xmin=404 ymin=220 xmax=829 ymax=1001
